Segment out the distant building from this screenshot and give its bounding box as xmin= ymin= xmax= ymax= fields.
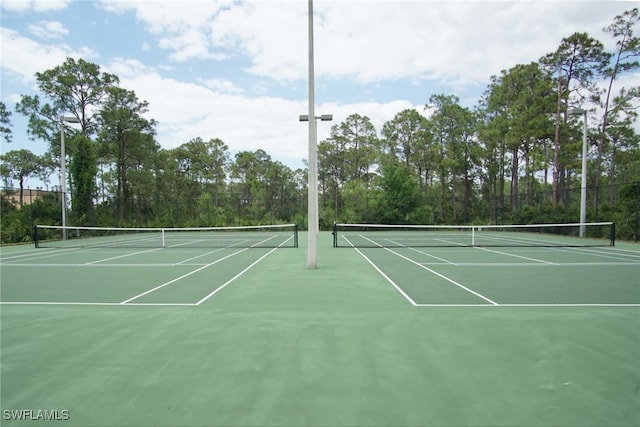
xmin=0 ymin=188 xmax=56 ymax=207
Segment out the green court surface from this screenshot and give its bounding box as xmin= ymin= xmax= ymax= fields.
xmin=1 ymin=233 xmax=639 ymax=426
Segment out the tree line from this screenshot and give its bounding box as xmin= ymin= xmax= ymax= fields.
xmin=1 ymin=8 xmax=639 ymax=244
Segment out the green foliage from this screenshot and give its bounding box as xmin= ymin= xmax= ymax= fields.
xmin=0 ymin=192 xmax=60 ymax=244
xmin=614 ymin=182 xmax=640 ymax=240
xmin=406 ymin=205 xmax=434 ymax=225
xmin=0 ymin=101 xmax=12 ymax=143
xmin=193 ymin=193 xmax=228 ymax=227
xmin=338 ymin=179 xmax=376 ymax=224
xmin=69 ymin=134 xmax=97 ymax=225
xmin=97 ymin=86 xmax=158 ymax=222
xmin=376 ymin=163 xmax=424 ymax=224
xmin=29 ymin=193 xmax=62 ymax=226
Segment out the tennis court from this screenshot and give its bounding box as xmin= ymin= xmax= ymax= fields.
xmin=1 ymin=226 xmax=639 ymax=426
xmin=333 ymin=222 xmax=639 ymax=307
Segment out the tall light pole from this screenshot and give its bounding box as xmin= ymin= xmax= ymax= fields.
xmin=306 ymin=0 xmax=317 ymax=269
xmin=569 ymin=108 xmax=588 ymax=238
xmin=59 ymin=115 xmax=81 ymax=240
xmin=300 ymin=113 xmax=332 ymax=237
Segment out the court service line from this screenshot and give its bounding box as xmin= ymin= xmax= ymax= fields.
xmin=599 ymin=247 xmax=640 ymax=256
xmin=384 ymin=240 xmax=456 ymax=265
xmin=474 ymin=247 xmax=555 ymax=264
xmin=0 ymin=248 xmax=61 ymax=261
xmin=83 ymin=247 xmax=164 ymax=265
xmin=195 ymin=236 xmax=292 ymax=305
xmin=343 ymin=236 xmax=418 ymax=306
xmin=434 ymin=238 xmax=467 ymax=246
xmin=168 ymin=239 xmax=207 ymax=248
xmin=0 ymin=247 xmax=87 ymax=263
xmin=120 ymin=248 xmax=251 ymax=304
xmin=551 ymin=246 xmax=640 ymax=262
xmin=358 ymin=234 xmax=500 ymax=306
xmin=175 ymin=247 xmax=227 ymax=265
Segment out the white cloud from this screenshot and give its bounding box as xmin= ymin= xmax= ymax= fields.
xmin=100 ymin=0 xmax=231 ymax=33
xmin=104 ymin=57 xmax=155 ymax=80
xmin=0 ymin=1 xmax=32 ymax=12
xmin=99 ymin=0 xmax=234 ymax=62
xmin=158 ymin=28 xmax=211 ymax=62
xmin=1 ymin=0 xmax=70 ymax=12
xmin=212 ymin=1 xmax=639 ymax=87
xmin=105 ymin=56 xmax=422 ymax=169
xmin=0 ymin=27 xmax=98 ymax=84
xmin=116 ymin=69 xmax=307 ymax=162
xmin=201 ymin=78 xmax=245 ymax=95
xmin=95 ymin=1 xmax=638 ymax=87
xmin=210 ymin=3 xmax=308 ymax=80
xmin=27 ymin=20 xmax=69 ymax=39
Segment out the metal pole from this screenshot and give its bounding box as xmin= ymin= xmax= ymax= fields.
xmin=307 ymin=0 xmax=317 ymax=269
xmin=314 ymin=120 xmax=319 ymax=237
xmin=579 ymin=111 xmax=587 ymax=238
xmin=60 ymin=119 xmax=68 ymax=240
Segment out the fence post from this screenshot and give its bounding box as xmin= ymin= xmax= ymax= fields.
xmin=29 ymin=189 xmax=34 ymax=241
xmin=633 ymin=181 xmax=640 ymax=243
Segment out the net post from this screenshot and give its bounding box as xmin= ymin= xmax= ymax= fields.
xmin=611 ymin=222 xmax=616 ymax=247
xmin=294 ymin=224 xmax=299 ymax=248
xmin=34 ymin=225 xmax=39 ymax=248
xmin=332 ymin=222 xmax=337 ymax=247
xmin=471 ymin=226 xmax=475 ymax=246
xmin=162 ymin=228 xmax=166 ymax=248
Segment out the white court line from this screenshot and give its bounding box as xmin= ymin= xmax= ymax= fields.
xmin=600 ymin=247 xmax=640 ymax=256
xmin=550 ymin=246 xmax=640 ymax=262
xmin=414 ymin=303 xmax=640 ymax=307
xmin=0 ymin=263 xmax=180 ymax=267
xmin=227 ymin=239 xmax=252 ymax=248
xmin=0 ymin=301 xmax=197 ymax=306
xmin=175 ymin=248 xmax=227 ymax=265
xmin=357 ymin=234 xmax=500 ymax=306
xmin=420 ymin=262 xmax=640 ymax=267
xmin=122 ymin=234 xmax=287 ymax=305
xmin=1 ymin=237 xmax=289 ymax=307
xmin=120 ymin=248 xmax=250 ymax=304
xmin=83 ymin=241 xmax=231 ymax=265
xmin=0 ymin=248 xmax=59 ymax=261
xmin=195 ymin=236 xmax=293 ymax=305
xmin=0 ymin=247 xmax=87 ymax=263
xmin=478 ymin=233 xmax=570 ymax=247
xmin=385 ymin=239 xmax=456 ymax=265
xmin=475 ymin=246 xmax=555 ymax=264
xmin=168 ymin=239 xmax=207 ymax=248
xmin=83 ymin=247 xmax=164 ymax=265
xmin=344 ymin=236 xmax=418 ymax=306
xmin=434 ymin=238 xmax=467 ymax=246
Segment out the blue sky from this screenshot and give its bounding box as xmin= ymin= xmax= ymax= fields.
xmin=1 ymin=0 xmax=637 ymax=189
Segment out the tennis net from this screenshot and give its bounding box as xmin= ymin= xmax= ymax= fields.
xmin=34 ymin=224 xmax=298 ymax=249
xmin=333 ymin=222 xmax=615 ymax=248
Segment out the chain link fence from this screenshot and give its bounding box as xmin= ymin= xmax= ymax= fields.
xmin=2 ymin=181 xmax=639 ymax=243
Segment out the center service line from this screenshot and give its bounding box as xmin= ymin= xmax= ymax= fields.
xmin=195 ymin=236 xmax=293 ymax=305
xmin=120 ymin=248 xmax=250 ymax=304
xmin=359 ymin=234 xmax=499 ymax=306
